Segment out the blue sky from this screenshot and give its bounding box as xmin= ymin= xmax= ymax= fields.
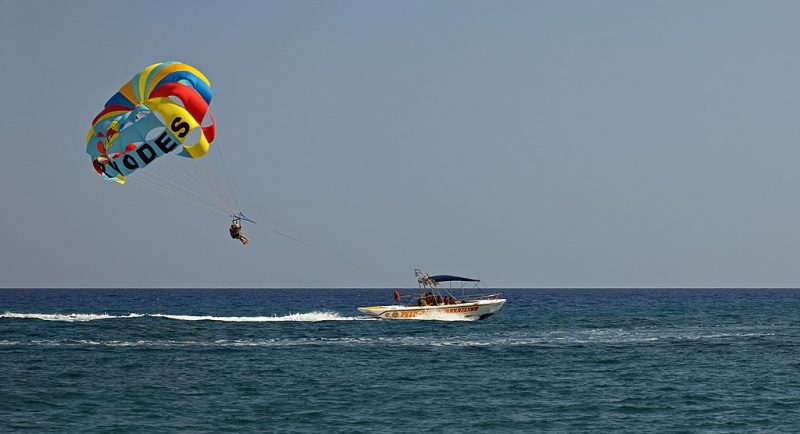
xmin=3 ymin=0 xmax=800 ymax=288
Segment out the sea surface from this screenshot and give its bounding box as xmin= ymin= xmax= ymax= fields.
xmin=2 ymin=288 xmax=800 ymax=433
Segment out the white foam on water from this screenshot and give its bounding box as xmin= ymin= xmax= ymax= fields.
xmin=412 ymin=311 xmax=479 ymax=322
xmin=1 ymin=312 xmax=145 ymax=322
xmin=1 ymin=311 xmax=372 ymax=322
xmin=7 ymin=337 xmax=387 ymax=348
xmin=495 ymin=328 xmax=777 ymax=346
xmin=149 ymin=311 xmax=369 ymax=322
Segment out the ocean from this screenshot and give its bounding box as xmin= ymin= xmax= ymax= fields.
xmin=2 ymin=288 xmax=799 ymax=433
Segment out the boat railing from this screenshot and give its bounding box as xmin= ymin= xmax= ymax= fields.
xmin=458 ymin=292 xmax=503 ymax=302
xmin=403 ymin=291 xmax=502 ymax=307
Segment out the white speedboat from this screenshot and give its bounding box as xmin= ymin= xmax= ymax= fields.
xmin=358 ymin=269 xmax=506 ymax=321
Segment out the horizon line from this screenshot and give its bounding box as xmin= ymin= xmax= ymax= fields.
xmin=3 ymin=286 xmax=800 ymax=290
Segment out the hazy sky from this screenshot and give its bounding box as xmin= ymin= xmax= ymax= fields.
xmin=3 ymin=0 xmax=800 ymax=288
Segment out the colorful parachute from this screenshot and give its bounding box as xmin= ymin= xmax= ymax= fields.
xmin=86 ymin=62 xmax=215 ymax=184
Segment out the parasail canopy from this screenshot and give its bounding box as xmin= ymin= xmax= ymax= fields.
xmin=86 ymin=61 xmax=215 ymax=184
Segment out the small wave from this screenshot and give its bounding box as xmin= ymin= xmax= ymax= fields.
xmin=495 ymin=329 xmax=777 ymax=345
xmin=0 ymin=330 xmax=779 ymax=349
xmin=149 ymin=311 xmax=369 ymax=322
xmin=5 ymin=336 xmax=496 ymax=348
xmin=0 ymin=312 xmax=144 ymax=322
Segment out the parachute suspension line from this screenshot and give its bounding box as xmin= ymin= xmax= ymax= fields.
xmin=126 ymin=172 xmax=221 ymax=212
xmin=150 ymin=157 xmax=232 ymax=213
xmin=195 ymin=153 xmax=237 ymax=213
xmin=250 ymin=221 xmax=403 ymax=285
xmin=158 ymin=154 xmax=236 ymax=214
xmin=212 ymin=139 xmax=242 ymax=213
xmin=128 ymin=173 xmax=229 ymax=213
xmin=125 ymin=176 xmax=231 ymax=217
xmin=172 ymin=152 xmax=234 ymax=212
xmin=132 ymin=184 xmax=229 ymax=217
xmin=154 ymin=141 xmax=243 ymax=218
xmin=129 ymin=165 xmax=225 ymax=212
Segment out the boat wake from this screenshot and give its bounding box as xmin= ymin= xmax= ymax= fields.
xmin=0 ymin=312 xmax=145 ymax=322
xmin=1 ymin=311 xmax=372 ymax=322
xmin=149 ymin=311 xmax=372 ymax=322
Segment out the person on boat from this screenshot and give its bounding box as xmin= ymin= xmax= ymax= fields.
xmin=393 ymin=289 xmax=401 ymax=305
xmin=229 ymin=220 xmax=249 ymax=245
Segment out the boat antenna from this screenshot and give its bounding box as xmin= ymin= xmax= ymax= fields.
xmin=415 ymin=269 xmax=437 ymax=288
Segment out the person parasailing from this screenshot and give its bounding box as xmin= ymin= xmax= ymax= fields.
xmin=229 ymin=218 xmax=249 ymax=245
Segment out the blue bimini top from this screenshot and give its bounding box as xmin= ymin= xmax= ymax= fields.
xmin=429 ymin=275 xmax=480 ymax=283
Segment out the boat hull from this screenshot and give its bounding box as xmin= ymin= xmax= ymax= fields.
xmin=358 ymin=299 xmax=506 ymax=321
